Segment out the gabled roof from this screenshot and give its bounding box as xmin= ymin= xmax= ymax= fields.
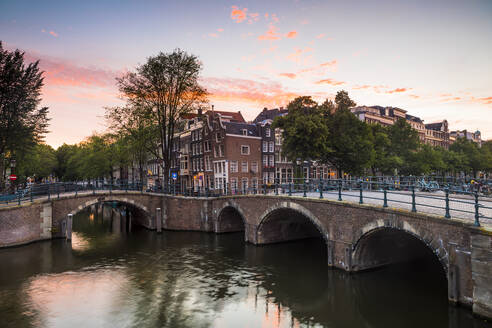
xmin=206 ymin=110 xmax=245 ymax=123
xmin=224 ymin=122 xmax=259 ymax=136
xmin=253 ymin=107 xmax=288 ymax=123
xmin=405 ymin=114 xmax=423 ymax=124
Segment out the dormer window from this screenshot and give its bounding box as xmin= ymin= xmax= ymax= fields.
xmin=265 ymin=128 xmax=271 ymax=137
xmin=242 ymin=129 xmax=248 ymax=136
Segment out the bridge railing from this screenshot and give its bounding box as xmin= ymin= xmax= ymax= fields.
xmin=1 ymin=178 xmax=491 ymax=227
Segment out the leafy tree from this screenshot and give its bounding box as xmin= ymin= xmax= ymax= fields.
xmin=16 ymin=143 xmax=56 ymax=182
xmin=449 ymin=138 xmax=483 ymax=177
xmin=324 ymin=108 xmax=375 ymax=177
xmin=273 ymin=96 xmax=330 ymax=165
xmin=334 ymin=90 xmax=357 ymax=111
xmin=387 ymin=118 xmax=420 ymax=175
xmin=55 ymin=143 xmax=80 ymax=180
xmin=368 ymin=123 xmax=401 ymax=175
xmin=0 ymin=42 xmax=49 ymax=189
xmin=105 ymin=104 xmax=153 ymax=185
xmin=115 ymin=49 xmax=207 ymax=184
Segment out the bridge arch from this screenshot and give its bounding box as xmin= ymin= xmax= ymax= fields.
xmin=215 ymin=200 xmax=247 ymax=234
xmin=351 ymin=220 xmax=448 ymax=274
xmin=66 ymin=196 xmax=151 ymax=218
xmin=256 ymin=201 xmax=328 ymax=245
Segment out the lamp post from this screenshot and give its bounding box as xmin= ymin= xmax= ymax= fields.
xmin=10 ymin=159 xmax=16 ymax=192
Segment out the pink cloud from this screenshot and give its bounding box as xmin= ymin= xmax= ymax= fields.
xmin=385 ymin=87 xmax=410 ymax=94
xmin=217 ymin=28 xmax=224 ymax=32
xmin=316 ymin=34 xmax=325 ymax=39
xmin=248 ymin=13 xmax=259 ymax=24
xmin=286 ymin=31 xmax=298 ymax=39
xmin=352 ymin=85 xmax=372 ymax=90
xmin=231 ymin=6 xmax=248 ymax=23
xmin=315 ymin=78 xmax=345 ymax=86
xmin=41 ymin=29 xmax=58 ymax=37
xmin=278 ymin=73 xmax=296 ymax=79
xmin=208 ymin=33 xmax=218 ymax=38
xmin=202 ymin=77 xmax=299 ymax=106
xmin=23 ymin=51 xmax=120 ymax=89
xmin=258 ymin=24 xmax=281 ymax=41
xmin=286 ymin=47 xmax=314 ymax=63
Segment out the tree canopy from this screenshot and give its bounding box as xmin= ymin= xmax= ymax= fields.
xmin=0 ymin=42 xmax=49 ymax=189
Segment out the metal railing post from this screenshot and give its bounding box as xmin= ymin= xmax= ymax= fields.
xmin=17 ymin=191 xmax=21 ymax=205
xmin=30 ymin=187 xmax=33 ymax=202
xmin=319 ymin=181 xmax=323 ymax=199
xmin=474 ymin=192 xmax=480 ymax=227
xmin=75 ymin=183 xmax=78 ymax=197
xmin=303 ymin=180 xmax=307 ymax=197
xmin=57 ymin=184 xmax=60 ymax=199
xmin=263 ymin=183 xmax=267 ymax=195
xmin=288 ymin=182 xmax=292 ymax=196
xmin=48 ymin=186 xmax=51 ymax=201
xmin=444 ymin=188 xmax=451 ymax=218
xmin=383 ymin=182 xmax=388 ymax=208
xmin=275 ymin=179 xmax=279 ymax=196
xmin=411 ymin=185 xmax=417 ymax=212
xmin=338 ymin=180 xmax=342 ymax=201
xmin=359 ymin=180 xmax=363 ymax=204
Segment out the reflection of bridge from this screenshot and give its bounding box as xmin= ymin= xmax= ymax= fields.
xmin=0 ymin=190 xmax=491 ymax=319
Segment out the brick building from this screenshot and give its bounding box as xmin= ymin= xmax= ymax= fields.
xmin=351 ymin=106 xmax=451 ymax=149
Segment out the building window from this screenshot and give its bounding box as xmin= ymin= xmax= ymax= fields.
xmin=241 ymin=178 xmax=248 ymax=192
xmin=263 ymin=141 xmax=268 ymax=152
xmin=269 ymin=141 xmax=274 ymax=152
xmin=269 ymin=155 xmax=274 ymax=167
xmin=251 ymin=178 xmax=258 ymax=191
xmin=265 ymin=128 xmax=271 ymax=137
xmin=251 ymin=161 xmax=258 ymax=173
xmin=242 ymin=129 xmax=248 ymax=136
xmin=230 ymin=161 xmax=238 ymax=173
xmin=263 ymin=156 xmax=268 ymax=167
xmin=241 ymin=145 xmax=250 ymax=155
xmin=241 ymin=161 xmax=248 ymax=172
xmin=231 ymin=178 xmax=238 ymax=193
xmin=216 ymin=132 xmax=221 ymax=142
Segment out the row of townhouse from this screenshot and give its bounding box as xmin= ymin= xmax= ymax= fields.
xmin=351 ymin=105 xmax=482 ymax=149
xmin=168 ymin=107 xmax=337 ymax=193
xmin=119 ymin=104 xmax=485 ymax=190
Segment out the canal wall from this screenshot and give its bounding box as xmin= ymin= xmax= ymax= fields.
xmin=0 ymin=192 xmax=491 ymax=320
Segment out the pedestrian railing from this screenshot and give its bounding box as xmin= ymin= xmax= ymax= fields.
xmin=1 ymin=178 xmax=491 ymax=227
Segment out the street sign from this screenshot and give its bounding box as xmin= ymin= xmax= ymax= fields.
xmin=171 ymin=172 xmax=177 ymax=180
xmin=9 ymin=174 xmax=17 ymax=181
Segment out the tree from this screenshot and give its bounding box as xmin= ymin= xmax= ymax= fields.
xmin=324 ymin=108 xmax=375 ymax=177
xmin=16 ymin=143 xmax=57 ymax=182
xmin=272 ymin=96 xmax=330 ymax=166
xmin=450 ymin=138 xmax=484 ymax=177
xmin=334 ymin=90 xmax=357 ymax=111
xmin=115 ymin=49 xmax=207 ymax=184
xmin=0 ymin=41 xmax=49 ymax=189
xmin=387 ymin=118 xmax=420 ymax=175
xmin=368 ymin=123 xmax=401 ymax=175
xmin=105 ymin=104 xmax=154 ymax=185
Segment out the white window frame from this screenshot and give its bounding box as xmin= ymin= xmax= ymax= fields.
xmin=241 ymin=145 xmax=250 ymax=155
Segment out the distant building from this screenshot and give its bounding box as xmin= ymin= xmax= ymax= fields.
xmin=450 ymin=130 xmax=482 ymax=147
xmin=351 ymin=106 xmax=451 ymax=149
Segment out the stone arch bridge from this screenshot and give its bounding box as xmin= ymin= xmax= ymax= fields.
xmin=0 ymin=190 xmax=491 ymax=319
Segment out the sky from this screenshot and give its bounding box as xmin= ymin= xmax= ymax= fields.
xmin=1 ymin=0 xmax=491 ymax=148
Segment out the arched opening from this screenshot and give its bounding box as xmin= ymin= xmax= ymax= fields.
xmin=352 ymin=228 xmax=447 ymax=275
xmin=256 ymin=207 xmax=325 ymax=245
xmin=216 ymin=206 xmax=245 ymax=233
xmin=351 ymin=228 xmax=450 ymax=326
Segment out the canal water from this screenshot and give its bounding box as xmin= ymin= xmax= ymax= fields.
xmin=0 ymin=206 xmax=490 ymax=328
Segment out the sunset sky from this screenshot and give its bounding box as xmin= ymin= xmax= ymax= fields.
xmin=1 ymin=0 xmax=491 ymax=148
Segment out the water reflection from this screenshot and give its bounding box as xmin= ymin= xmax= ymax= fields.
xmin=0 ymin=205 xmax=490 ymax=328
